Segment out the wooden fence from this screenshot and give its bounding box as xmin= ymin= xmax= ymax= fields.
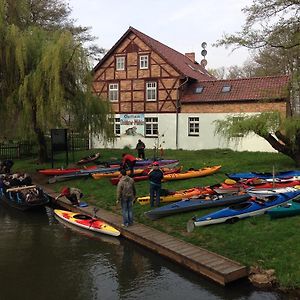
xmin=0 ymin=136 xmax=89 ymax=159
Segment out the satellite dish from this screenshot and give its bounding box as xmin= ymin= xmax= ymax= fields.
xmin=201 ymin=59 xmax=207 ymax=67
xmin=201 ymin=49 xmax=207 ymax=57
xmin=201 ymin=42 xmax=207 ymax=49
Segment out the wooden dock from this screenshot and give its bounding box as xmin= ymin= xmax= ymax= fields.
xmin=42 ymin=185 xmax=248 ymax=286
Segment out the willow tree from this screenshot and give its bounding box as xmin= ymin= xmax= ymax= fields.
xmin=213 ymin=0 xmax=300 ymax=166
xmin=1 ymin=0 xmax=113 ymax=162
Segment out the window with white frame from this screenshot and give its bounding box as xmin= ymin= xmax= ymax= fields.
xmin=109 ymin=83 xmax=119 ymax=102
xmin=114 ymin=117 xmax=120 ymax=136
xmin=145 ymin=117 xmax=158 ymax=137
xmin=139 ymin=55 xmax=149 ymax=69
xmin=188 ymin=117 xmax=200 ymax=136
xmin=116 ymin=57 xmax=125 ymax=70
xmin=146 ymin=81 xmax=157 ymax=101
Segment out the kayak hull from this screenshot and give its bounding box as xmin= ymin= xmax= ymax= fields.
xmin=193 ymin=190 xmax=300 ymax=227
xmin=54 ymin=209 xmax=120 ymax=236
xmin=268 ymin=199 xmax=300 ymax=219
xmin=145 ymin=193 xmax=251 ymax=220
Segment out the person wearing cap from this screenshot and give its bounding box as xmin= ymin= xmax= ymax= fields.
xmin=116 ymin=168 xmax=136 ymax=227
xmin=135 ymin=139 xmax=146 ymax=159
xmin=148 ymin=161 xmax=164 ymax=207
xmin=55 ymin=187 xmax=83 ymax=206
xmin=121 ymin=153 xmax=137 ymax=177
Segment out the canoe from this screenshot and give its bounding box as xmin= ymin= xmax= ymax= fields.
xmin=268 ymin=198 xmax=300 ymax=219
xmin=190 ymin=190 xmax=300 ymax=228
xmin=227 ymin=170 xmax=300 ymax=181
xmin=145 ymin=193 xmax=251 ymax=220
xmin=109 ymin=166 xmax=183 ymax=185
xmin=77 ymin=152 xmax=100 ymax=165
xmin=136 ymin=186 xmax=214 ymax=205
xmin=0 ymin=186 xmax=50 ymax=211
xmin=54 ymin=209 xmax=120 ymax=237
xmin=92 ymin=168 xmax=146 ymax=179
xmin=162 ymin=165 xmax=221 ymax=181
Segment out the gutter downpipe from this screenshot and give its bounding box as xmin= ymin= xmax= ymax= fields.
xmin=176 ymin=77 xmax=189 ymax=149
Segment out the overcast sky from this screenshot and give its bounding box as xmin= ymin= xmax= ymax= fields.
xmin=68 ymin=0 xmax=254 ymax=70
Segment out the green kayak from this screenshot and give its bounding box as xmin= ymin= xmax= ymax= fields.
xmin=268 ymin=198 xmax=300 ymax=219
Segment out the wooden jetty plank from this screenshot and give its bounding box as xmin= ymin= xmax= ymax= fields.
xmin=43 ymin=193 xmax=248 ymax=286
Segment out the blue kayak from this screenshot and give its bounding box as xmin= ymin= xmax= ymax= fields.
xmin=227 ymin=170 xmax=300 ymax=181
xmin=145 ymin=193 xmax=251 ymax=220
xmin=191 ymin=190 xmax=300 ymax=227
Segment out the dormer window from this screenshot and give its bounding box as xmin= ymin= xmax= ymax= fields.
xmin=139 ymin=55 xmax=149 ymax=69
xmin=195 ymin=86 xmax=204 ymax=94
xmin=116 ymin=56 xmax=125 ymax=70
xmin=222 ymin=85 xmax=231 ymax=93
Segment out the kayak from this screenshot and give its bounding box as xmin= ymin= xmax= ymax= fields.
xmin=227 ymin=170 xmax=300 ymax=181
xmin=247 ymin=186 xmax=300 ymax=196
xmin=145 ymin=193 xmax=251 ymax=220
xmin=190 ymin=190 xmax=300 ymax=228
xmin=38 ymin=165 xmax=98 ymax=176
xmin=268 ymin=198 xmax=300 ymax=219
xmin=54 ymin=209 xmax=120 ymax=236
xmin=77 ymin=152 xmax=100 ymax=165
xmin=162 ymin=165 xmax=221 ymax=181
xmin=92 ymin=168 xmax=146 ymax=179
xmin=136 ymin=186 xmax=214 ymax=205
xmin=213 ymin=180 xmax=300 ymax=194
xmin=109 ymin=166 xmax=183 ymax=185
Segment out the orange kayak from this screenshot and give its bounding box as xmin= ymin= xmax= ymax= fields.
xmin=162 ymin=165 xmax=221 ymax=181
xmin=92 ymin=168 xmax=146 ymax=179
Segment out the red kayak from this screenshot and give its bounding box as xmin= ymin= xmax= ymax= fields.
xmin=110 ymin=166 xmax=183 ymax=185
xmin=38 ymin=165 xmax=98 ymax=176
xmin=214 ymin=179 xmax=300 ymax=194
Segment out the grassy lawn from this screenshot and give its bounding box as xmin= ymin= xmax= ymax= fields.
xmin=13 ymin=148 xmax=300 ymax=289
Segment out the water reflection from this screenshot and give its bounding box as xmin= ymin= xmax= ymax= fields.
xmin=0 ymin=204 xmax=285 ymax=300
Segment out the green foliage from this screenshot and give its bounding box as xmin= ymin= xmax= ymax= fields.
xmin=214 ymin=111 xmax=281 ymax=141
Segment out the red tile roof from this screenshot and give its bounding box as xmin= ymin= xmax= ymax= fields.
xmin=182 ymin=75 xmax=290 ymax=103
xmin=93 ymin=27 xmax=215 ymax=81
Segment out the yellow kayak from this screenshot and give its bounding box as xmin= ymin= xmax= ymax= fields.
xmin=92 ymin=168 xmax=145 ymax=179
xmin=54 ymin=209 xmax=120 ymax=236
xmin=136 ymin=186 xmax=214 ymax=205
xmin=162 ymin=165 xmax=221 ymax=181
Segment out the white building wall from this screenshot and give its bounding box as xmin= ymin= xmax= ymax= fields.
xmin=92 ymin=113 xmax=276 ymax=152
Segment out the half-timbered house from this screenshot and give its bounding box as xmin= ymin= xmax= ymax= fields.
xmin=92 ymin=27 xmax=290 ymax=152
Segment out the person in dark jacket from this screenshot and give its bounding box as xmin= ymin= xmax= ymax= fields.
xmin=135 ymin=139 xmax=146 ymax=159
xmin=148 ymin=161 xmax=164 ymax=207
xmin=121 ymin=153 xmax=136 ymax=177
xmin=116 ymin=168 xmax=136 ymax=227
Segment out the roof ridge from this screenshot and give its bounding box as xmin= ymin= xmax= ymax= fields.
xmin=197 ymin=74 xmax=289 ymax=83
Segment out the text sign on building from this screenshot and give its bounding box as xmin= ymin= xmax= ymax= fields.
xmin=120 ymin=114 xmax=145 ymax=136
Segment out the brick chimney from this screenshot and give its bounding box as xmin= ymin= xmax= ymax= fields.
xmin=185 ymin=52 xmax=195 ymax=62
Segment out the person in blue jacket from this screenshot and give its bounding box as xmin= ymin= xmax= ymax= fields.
xmin=148 ymin=161 xmax=164 ymax=207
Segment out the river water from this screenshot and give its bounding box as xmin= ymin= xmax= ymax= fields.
xmin=0 ymin=204 xmax=285 ymax=300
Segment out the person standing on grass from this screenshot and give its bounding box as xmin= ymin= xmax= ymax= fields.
xmin=148 ymin=161 xmax=164 ymax=207
xmin=135 ymin=139 xmax=146 ymax=159
xmin=116 ymin=168 xmax=136 ymax=227
xmin=121 ymin=153 xmax=136 ymax=177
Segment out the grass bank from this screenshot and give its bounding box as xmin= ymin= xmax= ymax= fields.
xmin=13 ymin=148 xmax=300 ymax=289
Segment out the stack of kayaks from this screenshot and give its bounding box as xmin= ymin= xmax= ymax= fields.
xmin=162 ymin=165 xmax=221 ymax=181
xmin=145 ymin=193 xmax=251 ymax=220
xmin=187 ymin=190 xmax=300 ymax=229
xmin=54 ymin=209 xmax=120 ymax=237
xmin=136 ymin=186 xmax=214 ymax=205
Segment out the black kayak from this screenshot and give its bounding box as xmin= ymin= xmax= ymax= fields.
xmin=144 ymin=193 xmax=251 ymax=220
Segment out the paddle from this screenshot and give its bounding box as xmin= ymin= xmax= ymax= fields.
xmin=6 ymin=185 xmax=36 ymax=192
xmin=88 ymin=208 xmax=99 ymax=229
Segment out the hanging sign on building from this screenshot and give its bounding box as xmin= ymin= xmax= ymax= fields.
xmin=120 ymin=114 xmax=145 ymax=136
